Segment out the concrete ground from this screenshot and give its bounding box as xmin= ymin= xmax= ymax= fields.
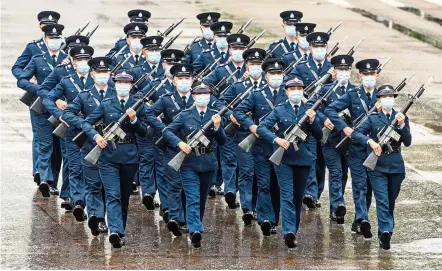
xmin=1 ymin=0 xmax=442 ymax=269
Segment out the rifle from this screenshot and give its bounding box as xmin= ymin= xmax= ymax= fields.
xmin=73 ymin=119 xmax=103 ymax=148
xmin=183 ymin=35 xmax=199 ymax=54
xmin=304 ymin=38 xmax=364 ymax=99
xmin=20 ymin=91 xmax=34 ymax=106
xmin=237 ymin=18 xmax=253 ymax=34
xmin=60 ymin=21 xmax=90 ymax=52
xmin=85 ymin=24 xmax=99 ymax=38
xmin=158 ymin=18 xmax=185 ymax=37
xmin=326 ymin=36 xmax=348 ymax=59
xmin=269 ymin=81 xmax=344 ymax=166
xmin=213 ymin=69 xmax=239 ymax=96
xmin=163 ymin=30 xmax=183 ymax=49
xmin=263 ymin=44 xmax=280 ymax=61
xmin=334 ymin=74 xmax=415 ymax=152
xmin=246 ymin=29 xmax=266 ymax=49
xmin=111 ymin=55 xmax=130 ymax=75
xmin=109 ymin=44 xmax=128 ymax=59
xmin=30 ymin=96 xmax=44 ymax=114
xmin=194 ymin=57 xmax=222 ymax=81
xmin=168 ymin=86 xmax=254 ymax=171
xmin=84 ymin=77 xmax=167 ymax=165
xmin=363 ymin=76 xmax=432 ymax=170
xmin=282 ymin=53 xmax=307 ymax=75
xmin=238 ymin=110 xmax=272 ymax=152
xmin=326 ymin=21 xmax=343 ymax=37
xmin=223 ymin=86 xmax=255 ymax=136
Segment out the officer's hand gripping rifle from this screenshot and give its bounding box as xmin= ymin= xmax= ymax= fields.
xmin=269 ymin=81 xmax=343 ymax=166
xmin=363 ymin=76 xmax=432 ymax=170
xmin=168 ymin=86 xmax=253 ymax=171
xmin=158 ymin=18 xmax=185 ymax=37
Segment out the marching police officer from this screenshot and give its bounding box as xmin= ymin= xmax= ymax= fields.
xmin=114 ymin=22 xmax=148 ymax=69
xmin=325 ymin=58 xmax=381 ymax=237
xmin=63 ymin=57 xmax=116 ymax=234
xmin=267 ymin=10 xmax=303 ymax=59
xmin=281 ymin=23 xmax=316 ymax=66
xmin=233 ymin=57 xmax=287 ymax=233
xmin=106 ymin=9 xmax=151 ymax=58
xmin=257 ymin=77 xmax=322 ymax=248
xmin=185 ymin=12 xmax=221 ymax=64
xmin=163 ymin=84 xmax=227 ymax=248
xmin=193 ymin=21 xmax=233 ymax=74
xmin=82 ymin=70 xmax=161 ymax=248
xmin=203 ymin=33 xmax=249 ymax=92
xmin=43 ymin=45 xmax=96 ymax=221
xmin=351 ymin=85 xmax=411 ymax=250
xmin=17 ymin=23 xmax=67 ymax=198
xmin=304 ymin=55 xmax=355 ymax=217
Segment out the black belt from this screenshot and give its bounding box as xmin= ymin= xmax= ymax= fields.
xmin=192 ymin=147 xmax=214 ymax=155
xmin=116 ymin=137 xmax=136 ymax=144
xmin=382 ymin=145 xmax=401 ymax=154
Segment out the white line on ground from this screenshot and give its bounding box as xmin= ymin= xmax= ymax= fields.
xmin=325 ymin=0 xmax=353 ymax=8
xmin=380 ymin=0 xmax=406 ymax=8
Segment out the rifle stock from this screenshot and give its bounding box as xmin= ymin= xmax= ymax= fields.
xmin=73 ymin=131 xmax=88 ymax=148
xmin=362 ymin=152 xmax=378 ymax=170
xmin=20 ymin=91 xmax=34 ymax=106
xmin=53 ymin=122 xmax=68 ymax=139
xmin=168 ymin=151 xmax=187 ymax=171
xmin=269 ymin=147 xmax=285 ymax=166
xmin=238 ymin=132 xmax=256 ymax=152
xmin=48 ymin=115 xmax=60 ymax=127
xmin=30 ymin=97 xmax=43 ymax=113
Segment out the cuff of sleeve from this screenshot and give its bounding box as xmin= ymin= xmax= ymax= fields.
xmin=130 ymin=117 xmax=138 ymax=124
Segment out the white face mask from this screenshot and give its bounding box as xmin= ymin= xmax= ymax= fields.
xmin=336 ymin=70 xmax=351 ymax=84
xmin=288 ymin=90 xmax=303 ymax=104
xmin=194 ymin=94 xmax=211 ymax=107
xmin=130 ymin=38 xmax=143 ymax=53
xmin=202 ymin=28 xmax=214 ymax=41
xmin=362 ymin=75 xmax=376 ymax=88
xmin=216 ymin=37 xmax=228 ymax=50
xmin=94 ymin=73 xmax=110 ymax=86
xmin=115 ymin=83 xmax=131 ymax=97
xmin=176 ymin=79 xmax=192 ymax=93
xmin=285 ymin=25 xmax=297 ymax=38
xmin=47 ymin=38 xmax=62 ymax=51
xmin=231 ymin=50 xmax=244 ymax=62
xmin=312 ymin=47 xmax=327 ymax=61
xmin=268 ymin=74 xmax=283 ymax=88
xmin=298 ymin=36 xmax=309 ymax=50
xmin=76 ymin=60 xmax=90 ymax=74
xmin=147 ymin=51 xmax=161 ymax=64
xmin=248 ymin=65 xmax=262 ymax=79
xmin=381 ymin=97 xmax=395 ymax=110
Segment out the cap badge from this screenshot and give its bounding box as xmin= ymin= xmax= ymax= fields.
xmin=341 ymin=58 xmax=346 ymax=64
xmin=138 ymin=12 xmax=143 ymax=17
xmin=122 ymin=71 xmax=127 ymax=75
xmin=275 ymin=62 xmax=279 ymax=68
xmin=236 ymin=37 xmax=241 ymax=42
xmin=48 ymin=15 xmax=53 ymax=20
xmin=182 ymin=66 xmax=186 ymax=72
xmin=221 ymin=25 xmax=226 ymax=31
xmin=52 ymin=28 xmax=57 ymax=34
xmin=171 ymin=53 xmax=175 ymax=58
xmin=317 ymin=35 xmax=322 ymax=41
xmin=254 ymin=51 xmax=259 ymax=57
xmin=80 ymin=48 xmax=85 ymax=54
xmin=304 ymin=25 xmax=308 ymax=31
xmin=100 ymin=60 xmax=104 ymax=66
xmin=290 ymin=13 xmax=295 ymax=18
xmin=366 ymin=63 xmax=371 ymax=69
xmin=75 ymin=38 xmax=80 ymax=44
xmin=385 ymin=86 xmax=390 ymax=90
xmin=153 ymin=38 xmax=157 ymax=44
xmin=207 ymin=15 xmax=212 ymax=20
xmin=135 ymin=26 xmax=140 ymax=31
xmin=294 ymin=77 xmax=301 ymax=83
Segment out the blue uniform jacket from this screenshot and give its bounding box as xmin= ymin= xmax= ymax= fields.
xmin=38 ymin=62 xmax=76 ymax=96
xmin=308 ymin=82 xmax=356 ymax=147
xmin=82 ymin=95 xmax=160 ymax=164
xmin=193 ymin=47 xmax=230 ymax=74
xmin=115 ymin=52 xmax=147 ymax=70
xmin=17 ymin=51 xmax=68 ymax=110
xmin=286 ymin=55 xmax=332 ymax=87
xmin=281 ymin=48 xmax=305 ymax=67
xmin=325 ymin=85 xmax=379 ymax=159
xmin=63 ymin=86 xmax=117 ymax=152
xmin=12 ymin=38 xmax=48 ymax=79
xmin=163 ymin=107 xmax=227 ymax=172
xmin=105 ymin=37 xmax=130 ymax=58
xmin=267 ymin=38 xmax=296 ymax=59
xmin=185 ymin=38 xmax=213 ymax=64
xmin=130 ymin=61 xmax=165 ymax=94
xmin=233 ymin=85 xmax=287 ymax=155
xmin=257 ymin=101 xmax=322 ymax=166
xmin=352 ymin=109 xmax=412 ymax=174
xmin=203 ymin=61 xmax=246 ymax=90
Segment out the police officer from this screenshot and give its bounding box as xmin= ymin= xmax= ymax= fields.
xmin=281 ymin=23 xmax=316 ymax=66
xmin=17 ymin=23 xmax=67 ymax=198
xmin=193 ymin=21 xmax=233 ymax=74
xmin=305 ymin=55 xmax=355 ymax=219
xmin=12 ymin=11 xmax=60 ymax=80
xmin=257 ymin=77 xmax=322 ymax=248
xmin=163 ymin=85 xmax=227 ymax=248
xmin=13 ymin=11 xmax=60 ymax=186
xmin=325 ymin=58 xmax=381 ymax=237
xmin=63 ymin=57 xmax=115 ymax=235
xmin=114 ymin=23 xmax=148 ymax=69
xmin=43 ymin=45 xmax=95 ymax=221
xmin=82 ymin=70 xmax=161 ymax=248
xmin=267 ymin=10 xmax=303 ymax=59
xmin=351 ymin=85 xmax=411 ymax=250
xmin=185 ymin=12 xmax=221 ymax=64
xmin=106 ymin=9 xmax=151 ymax=58
xmin=233 ymin=57 xmax=287 ymax=233
xmin=203 ymin=33 xmax=249 ymax=92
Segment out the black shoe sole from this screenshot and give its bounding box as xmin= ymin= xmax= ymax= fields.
xmin=142 ymin=196 xmax=155 ymax=210
xmin=335 ymin=205 xmax=346 ymax=224
xmin=61 ymin=202 xmax=69 ymax=209
xmin=73 ymin=207 xmax=85 ymax=222
xmin=109 ymin=234 xmax=122 ymax=248
xmin=284 ymin=232 xmax=296 ymax=248
xmin=261 ymin=221 xmax=271 ymax=236
xmin=34 ymin=173 xmax=41 ymax=186
xmin=303 ymin=196 xmax=316 ymax=209
xmin=191 ymin=232 xmax=202 ymax=248
xmin=360 ymin=221 xmax=373 ymax=239
xmin=208 ymin=189 xmax=216 ymax=198
xmin=380 ymin=232 xmax=391 ymax=250
xmin=167 ymin=221 xmax=182 ymax=237
xmin=242 ymin=213 xmax=253 ymax=226
xmin=88 ymin=216 xmax=99 ymax=236
xmin=163 ymin=211 xmax=169 ymax=223
xmin=65 ymin=204 xmax=73 ymax=211
xmin=225 ymin=192 xmax=236 ymax=209
xmin=39 ymin=183 xmax=50 ymax=197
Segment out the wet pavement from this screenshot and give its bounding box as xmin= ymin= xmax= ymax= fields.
xmin=2 ymin=0 xmax=442 ymax=269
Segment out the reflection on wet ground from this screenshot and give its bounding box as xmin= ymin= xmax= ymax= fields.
xmin=1 ymin=176 xmax=442 ymax=269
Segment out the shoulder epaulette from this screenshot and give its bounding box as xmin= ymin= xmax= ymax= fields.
xmin=202 ymin=48 xmax=213 ymax=53
xmin=193 ymin=38 xmax=202 ymax=44
xmin=163 ymin=92 xmax=173 ymax=97
xmin=275 ymin=102 xmax=286 ymax=107
xmin=31 ymin=54 xmax=44 ymax=59
xmin=102 ymin=97 xmax=113 ymax=103
xmin=182 ymin=107 xmax=193 ymax=112
xmin=270 ymin=39 xmax=283 ymax=45
xmin=61 ymin=75 xmax=72 ymax=80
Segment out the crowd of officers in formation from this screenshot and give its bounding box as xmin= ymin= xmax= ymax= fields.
xmin=13 ymin=8 xmax=418 ymax=250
